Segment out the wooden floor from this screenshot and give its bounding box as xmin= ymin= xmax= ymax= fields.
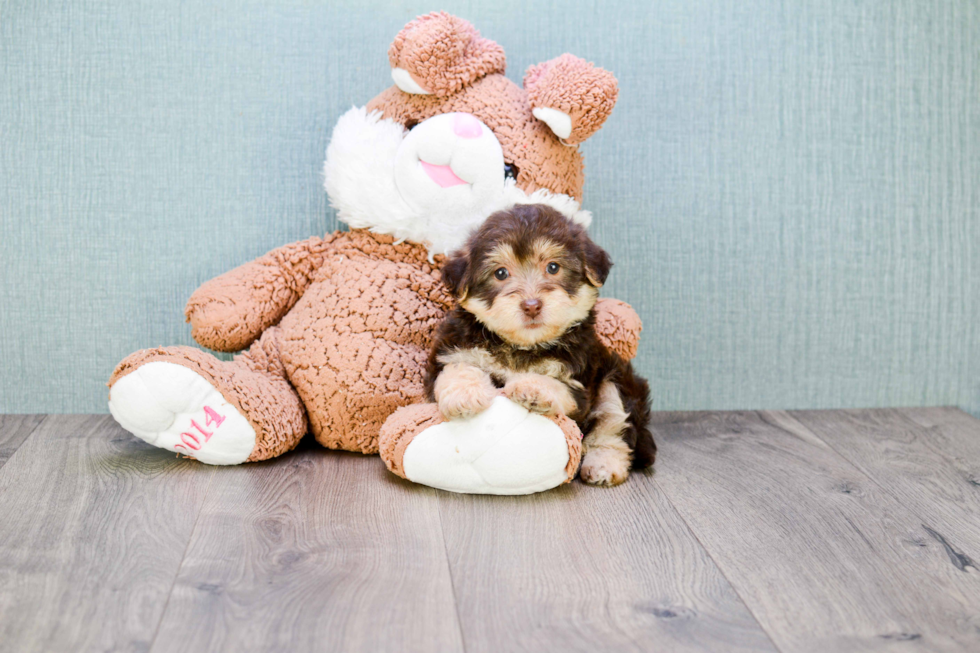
xmin=1 ymin=409 xmax=979 ymax=652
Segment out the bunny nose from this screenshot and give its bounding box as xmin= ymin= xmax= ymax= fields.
xmin=520 ymin=298 xmax=543 ymax=318
xmin=453 ymin=113 xmax=483 ymax=138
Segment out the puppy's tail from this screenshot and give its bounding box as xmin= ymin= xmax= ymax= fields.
xmin=622 ymin=373 xmax=657 ymax=470
xmin=630 ymin=420 xmax=657 ymax=469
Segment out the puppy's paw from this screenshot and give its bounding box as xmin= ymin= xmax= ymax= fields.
xmin=504 ymin=378 xmax=556 ymax=415
xmin=435 ymin=364 xmax=497 ymax=420
xmin=503 ymin=374 xmax=572 ymax=416
xmin=438 ymin=375 xmax=495 ymax=420
xmin=438 ymin=387 xmax=495 ymax=420
xmin=580 ymin=447 xmax=631 ymax=486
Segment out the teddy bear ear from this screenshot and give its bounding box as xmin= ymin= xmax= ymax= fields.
xmin=524 ymin=54 xmax=619 ymax=145
xmin=388 ymin=12 xmax=506 ymax=97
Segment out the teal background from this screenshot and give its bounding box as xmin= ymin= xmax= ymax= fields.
xmin=1 ymin=1 xmax=978 ymax=415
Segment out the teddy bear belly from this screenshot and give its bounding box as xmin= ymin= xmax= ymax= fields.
xmin=276 ymin=251 xmax=450 ymax=453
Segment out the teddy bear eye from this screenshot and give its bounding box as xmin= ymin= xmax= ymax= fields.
xmin=503 ymin=163 xmax=518 ymax=180
xmin=546 ymin=262 xmax=560 ymax=275
xmin=494 ymin=267 xmax=509 ymax=281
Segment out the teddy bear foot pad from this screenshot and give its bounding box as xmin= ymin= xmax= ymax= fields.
xmin=396 ymin=397 xmax=573 ymax=495
xmin=108 ymin=362 xmax=256 ymax=465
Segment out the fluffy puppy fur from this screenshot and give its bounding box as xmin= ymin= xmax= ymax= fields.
xmin=425 ymin=204 xmax=656 ymax=486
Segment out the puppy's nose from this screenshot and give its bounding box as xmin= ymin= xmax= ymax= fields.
xmin=520 ymin=298 xmax=543 ymax=318
xmin=453 ymin=112 xmax=483 ymax=138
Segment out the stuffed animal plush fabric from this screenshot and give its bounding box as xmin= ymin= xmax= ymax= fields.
xmin=107 ymin=12 xmax=642 ymax=493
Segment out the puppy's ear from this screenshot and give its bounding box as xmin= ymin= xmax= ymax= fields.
xmin=440 ymin=251 xmax=470 ymax=299
xmin=583 ymin=240 xmax=612 ymax=288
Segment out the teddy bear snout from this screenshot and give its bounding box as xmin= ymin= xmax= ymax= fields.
xmin=396 ymin=113 xmax=503 ymax=189
xmin=390 ymin=111 xmax=506 ymax=224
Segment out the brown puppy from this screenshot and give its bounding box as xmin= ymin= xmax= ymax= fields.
xmin=425 ymin=204 xmax=655 ymax=486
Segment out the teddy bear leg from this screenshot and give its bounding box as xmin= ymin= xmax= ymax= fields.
xmin=108 ymin=327 xmax=307 ymax=464
xmin=378 ymin=397 xmax=582 ymax=495
xmin=283 ymin=330 xmax=432 ymax=455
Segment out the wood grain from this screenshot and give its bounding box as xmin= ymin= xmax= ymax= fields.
xmin=3 ymin=408 xmax=979 ymax=652
xmin=0 ymin=414 xmax=45 ymax=469
xmin=651 ymin=410 xmax=980 ymax=653
xmin=792 ymin=408 xmax=980 ymax=573
xmin=149 ymin=445 xmax=464 ymax=653
xmin=438 ymin=473 xmax=778 ymax=653
xmin=0 ymin=415 xmax=215 ymax=652
xmin=901 ymin=408 xmax=980 ymax=503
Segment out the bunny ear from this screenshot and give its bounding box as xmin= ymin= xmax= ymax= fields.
xmin=524 ymin=54 xmax=619 ymax=144
xmin=388 ymin=11 xmax=506 ymax=97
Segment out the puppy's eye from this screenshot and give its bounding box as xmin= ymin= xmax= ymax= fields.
xmin=494 ymin=267 xmax=509 ymax=281
xmin=503 ymin=163 xmax=518 ymax=180
xmin=546 ymin=262 xmax=560 ymax=275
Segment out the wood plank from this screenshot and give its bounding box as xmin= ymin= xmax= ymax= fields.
xmin=0 ymin=415 xmax=216 ymax=652
xmin=792 ymin=408 xmax=980 ymax=573
xmin=900 ymin=407 xmax=980 ymax=495
xmin=651 ymin=410 xmax=980 ymax=653
xmin=439 ymin=472 xmax=778 ymax=653
xmin=0 ymin=414 xmax=45 ymax=469
xmin=150 ymin=445 xmax=464 ymax=653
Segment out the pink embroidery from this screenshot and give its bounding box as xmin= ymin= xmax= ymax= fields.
xmin=173 ymin=406 xmax=226 ymax=453
xmin=204 ymin=405 xmax=226 ymax=428
xmin=180 ymin=432 xmax=201 ymax=450
xmin=173 ymin=442 xmax=194 ymax=455
xmin=189 ymin=419 xmax=213 ymax=442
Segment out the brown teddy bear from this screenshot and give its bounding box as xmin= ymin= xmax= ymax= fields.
xmin=107 ymin=12 xmax=642 ymax=494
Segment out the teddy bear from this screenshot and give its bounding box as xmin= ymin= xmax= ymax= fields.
xmin=107 ymin=12 xmax=643 ymax=494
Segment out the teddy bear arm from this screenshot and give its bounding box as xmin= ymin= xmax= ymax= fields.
xmin=184 ymin=235 xmax=335 ymax=352
xmin=593 ymin=298 xmax=642 ymax=361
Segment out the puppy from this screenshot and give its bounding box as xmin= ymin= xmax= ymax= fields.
xmin=425 ymin=204 xmax=655 ymax=486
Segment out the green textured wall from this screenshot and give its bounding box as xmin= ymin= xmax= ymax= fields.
xmin=1 ymin=0 xmax=978 ymax=415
